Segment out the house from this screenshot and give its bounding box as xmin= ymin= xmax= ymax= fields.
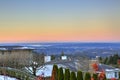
xmin=89 ymin=59 xmax=120 ymax=79
xmin=0 ymin=46 xmax=34 ymax=66
xmin=44 ymin=56 xmax=51 ymax=63
xmin=61 ymin=56 xmax=67 ymax=60
xmin=97 ymin=64 xmax=120 ymax=79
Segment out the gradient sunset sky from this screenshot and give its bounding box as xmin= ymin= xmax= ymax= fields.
xmin=0 ymin=0 xmax=120 ymax=42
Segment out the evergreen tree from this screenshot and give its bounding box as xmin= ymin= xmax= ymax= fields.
xmin=51 ymin=64 xmax=58 ymax=80
xmin=58 ymin=67 xmax=64 ymax=80
xmin=104 ymin=74 xmax=107 ymax=80
xmin=61 ymin=51 xmax=65 ymax=56
xmin=103 ymin=57 xmax=108 ymax=64
xmin=60 ymin=51 xmax=65 ymax=59
xmin=92 ymin=73 xmax=98 ymax=80
xmin=84 ymin=72 xmax=91 ymax=80
xmin=77 ymin=71 xmax=83 ymax=80
xmin=70 ymin=72 xmax=77 ymax=80
xmin=110 ymin=56 xmax=113 ymax=64
xmin=64 ymin=69 xmax=70 ymax=80
xmin=104 ymin=54 xmax=120 ymax=65
xmin=113 ymin=54 xmax=119 ymax=64
xmin=99 ymin=57 xmax=103 ymax=63
xmin=119 ymin=72 xmax=120 ymax=79
xmin=106 ymin=56 xmax=109 ymax=64
xmin=106 ymin=56 xmax=113 ymax=65
xmin=51 ymin=54 xmax=55 ymax=60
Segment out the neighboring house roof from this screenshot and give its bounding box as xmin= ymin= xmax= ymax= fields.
xmin=97 ymin=64 xmax=118 ymax=72
xmin=0 ymin=48 xmax=7 ymax=50
xmin=0 ymin=46 xmax=34 ymax=51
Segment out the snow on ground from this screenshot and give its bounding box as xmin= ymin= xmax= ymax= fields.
xmin=26 ymin=64 xmax=67 ymax=77
xmin=36 ymin=64 xmax=67 ymax=77
xmin=36 ymin=65 xmax=53 ymax=77
xmin=0 ymin=75 xmax=18 ymax=80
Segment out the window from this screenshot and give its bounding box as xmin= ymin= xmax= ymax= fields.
xmin=115 ymin=72 xmax=117 ymax=78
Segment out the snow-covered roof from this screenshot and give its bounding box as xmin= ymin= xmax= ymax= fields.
xmin=0 ymin=46 xmax=34 ymax=51
xmin=13 ymin=47 xmax=34 ymax=50
xmin=0 ymin=48 xmax=7 ymax=50
xmin=97 ymin=64 xmax=120 ymax=72
xmin=105 ymin=68 xmax=120 ymax=72
xmin=61 ymin=56 xmax=67 ymax=60
xmin=0 ymin=75 xmax=17 ymax=80
xmin=26 ymin=64 xmax=67 ymax=77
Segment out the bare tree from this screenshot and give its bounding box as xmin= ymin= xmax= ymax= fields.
xmin=26 ymin=53 xmax=45 ymax=76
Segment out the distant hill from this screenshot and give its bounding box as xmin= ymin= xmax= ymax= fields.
xmin=0 ymin=42 xmax=120 ymax=58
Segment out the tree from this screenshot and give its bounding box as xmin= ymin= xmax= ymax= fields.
xmin=98 ymin=71 xmax=106 ymax=80
xmin=103 ymin=57 xmax=108 ymax=64
xmin=26 ymin=53 xmax=44 ymax=76
xmin=99 ymin=57 xmax=103 ymax=63
xmin=92 ymin=63 xmax=98 ymax=71
xmin=106 ymin=56 xmax=113 ymax=65
xmin=70 ymin=72 xmax=77 ymax=80
xmin=119 ymin=72 xmax=120 ymax=79
xmin=92 ymin=73 xmax=98 ymax=80
xmin=64 ymin=69 xmax=70 ymax=80
xmin=58 ymin=67 xmax=64 ymax=80
xmin=51 ymin=64 xmax=58 ymax=80
xmin=77 ymin=71 xmax=83 ymax=80
xmin=117 ymin=59 xmax=120 ymax=65
xmin=51 ymin=54 xmax=55 ymax=60
xmin=84 ymin=72 xmax=91 ymax=80
xmin=103 ymin=54 xmax=120 ymax=65
xmin=113 ymin=54 xmax=119 ymax=64
xmin=61 ymin=51 xmax=65 ymax=56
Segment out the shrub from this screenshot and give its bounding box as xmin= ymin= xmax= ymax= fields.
xmin=92 ymin=73 xmax=98 ymax=80
xmin=84 ymin=72 xmax=91 ymax=80
xmin=70 ymin=71 xmax=77 ymax=80
xmin=0 ymin=67 xmax=35 ymax=80
xmin=77 ymin=71 xmax=83 ymax=80
xmin=58 ymin=67 xmax=64 ymax=80
xmin=51 ymin=64 xmax=58 ymax=80
xmin=64 ymin=69 xmax=70 ymax=80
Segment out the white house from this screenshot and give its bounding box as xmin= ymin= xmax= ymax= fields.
xmin=97 ymin=64 xmax=120 ymax=79
xmin=105 ymin=69 xmax=119 ymax=79
xmin=61 ymin=56 xmax=67 ymax=60
xmin=44 ymin=56 xmax=51 ymax=63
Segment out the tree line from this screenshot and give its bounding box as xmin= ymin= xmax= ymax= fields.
xmin=50 ymin=65 xmax=106 ymax=80
xmin=99 ymin=54 xmax=120 ymax=67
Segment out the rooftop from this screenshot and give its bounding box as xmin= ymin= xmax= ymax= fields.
xmin=97 ymin=64 xmax=119 ymax=72
xmin=0 ymin=46 xmax=34 ymax=51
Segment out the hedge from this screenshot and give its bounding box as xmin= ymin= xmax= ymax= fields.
xmin=0 ymin=67 xmax=36 ymax=80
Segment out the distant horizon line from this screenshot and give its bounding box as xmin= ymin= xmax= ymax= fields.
xmin=0 ymin=41 xmax=120 ymax=44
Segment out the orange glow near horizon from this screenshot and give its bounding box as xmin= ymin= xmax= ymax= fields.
xmin=0 ymin=24 xmax=120 ymax=42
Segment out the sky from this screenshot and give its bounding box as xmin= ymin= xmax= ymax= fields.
xmin=0 ymin=0 xmax=120 ymax=42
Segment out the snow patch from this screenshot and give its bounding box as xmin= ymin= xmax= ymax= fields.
xmin=0 ymin=75 xmax=18 ymax=80
xmin=36 ymin=64 xmax=67 ymax=77
xmin=26 ymin=64 xmax=67 ymax=77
